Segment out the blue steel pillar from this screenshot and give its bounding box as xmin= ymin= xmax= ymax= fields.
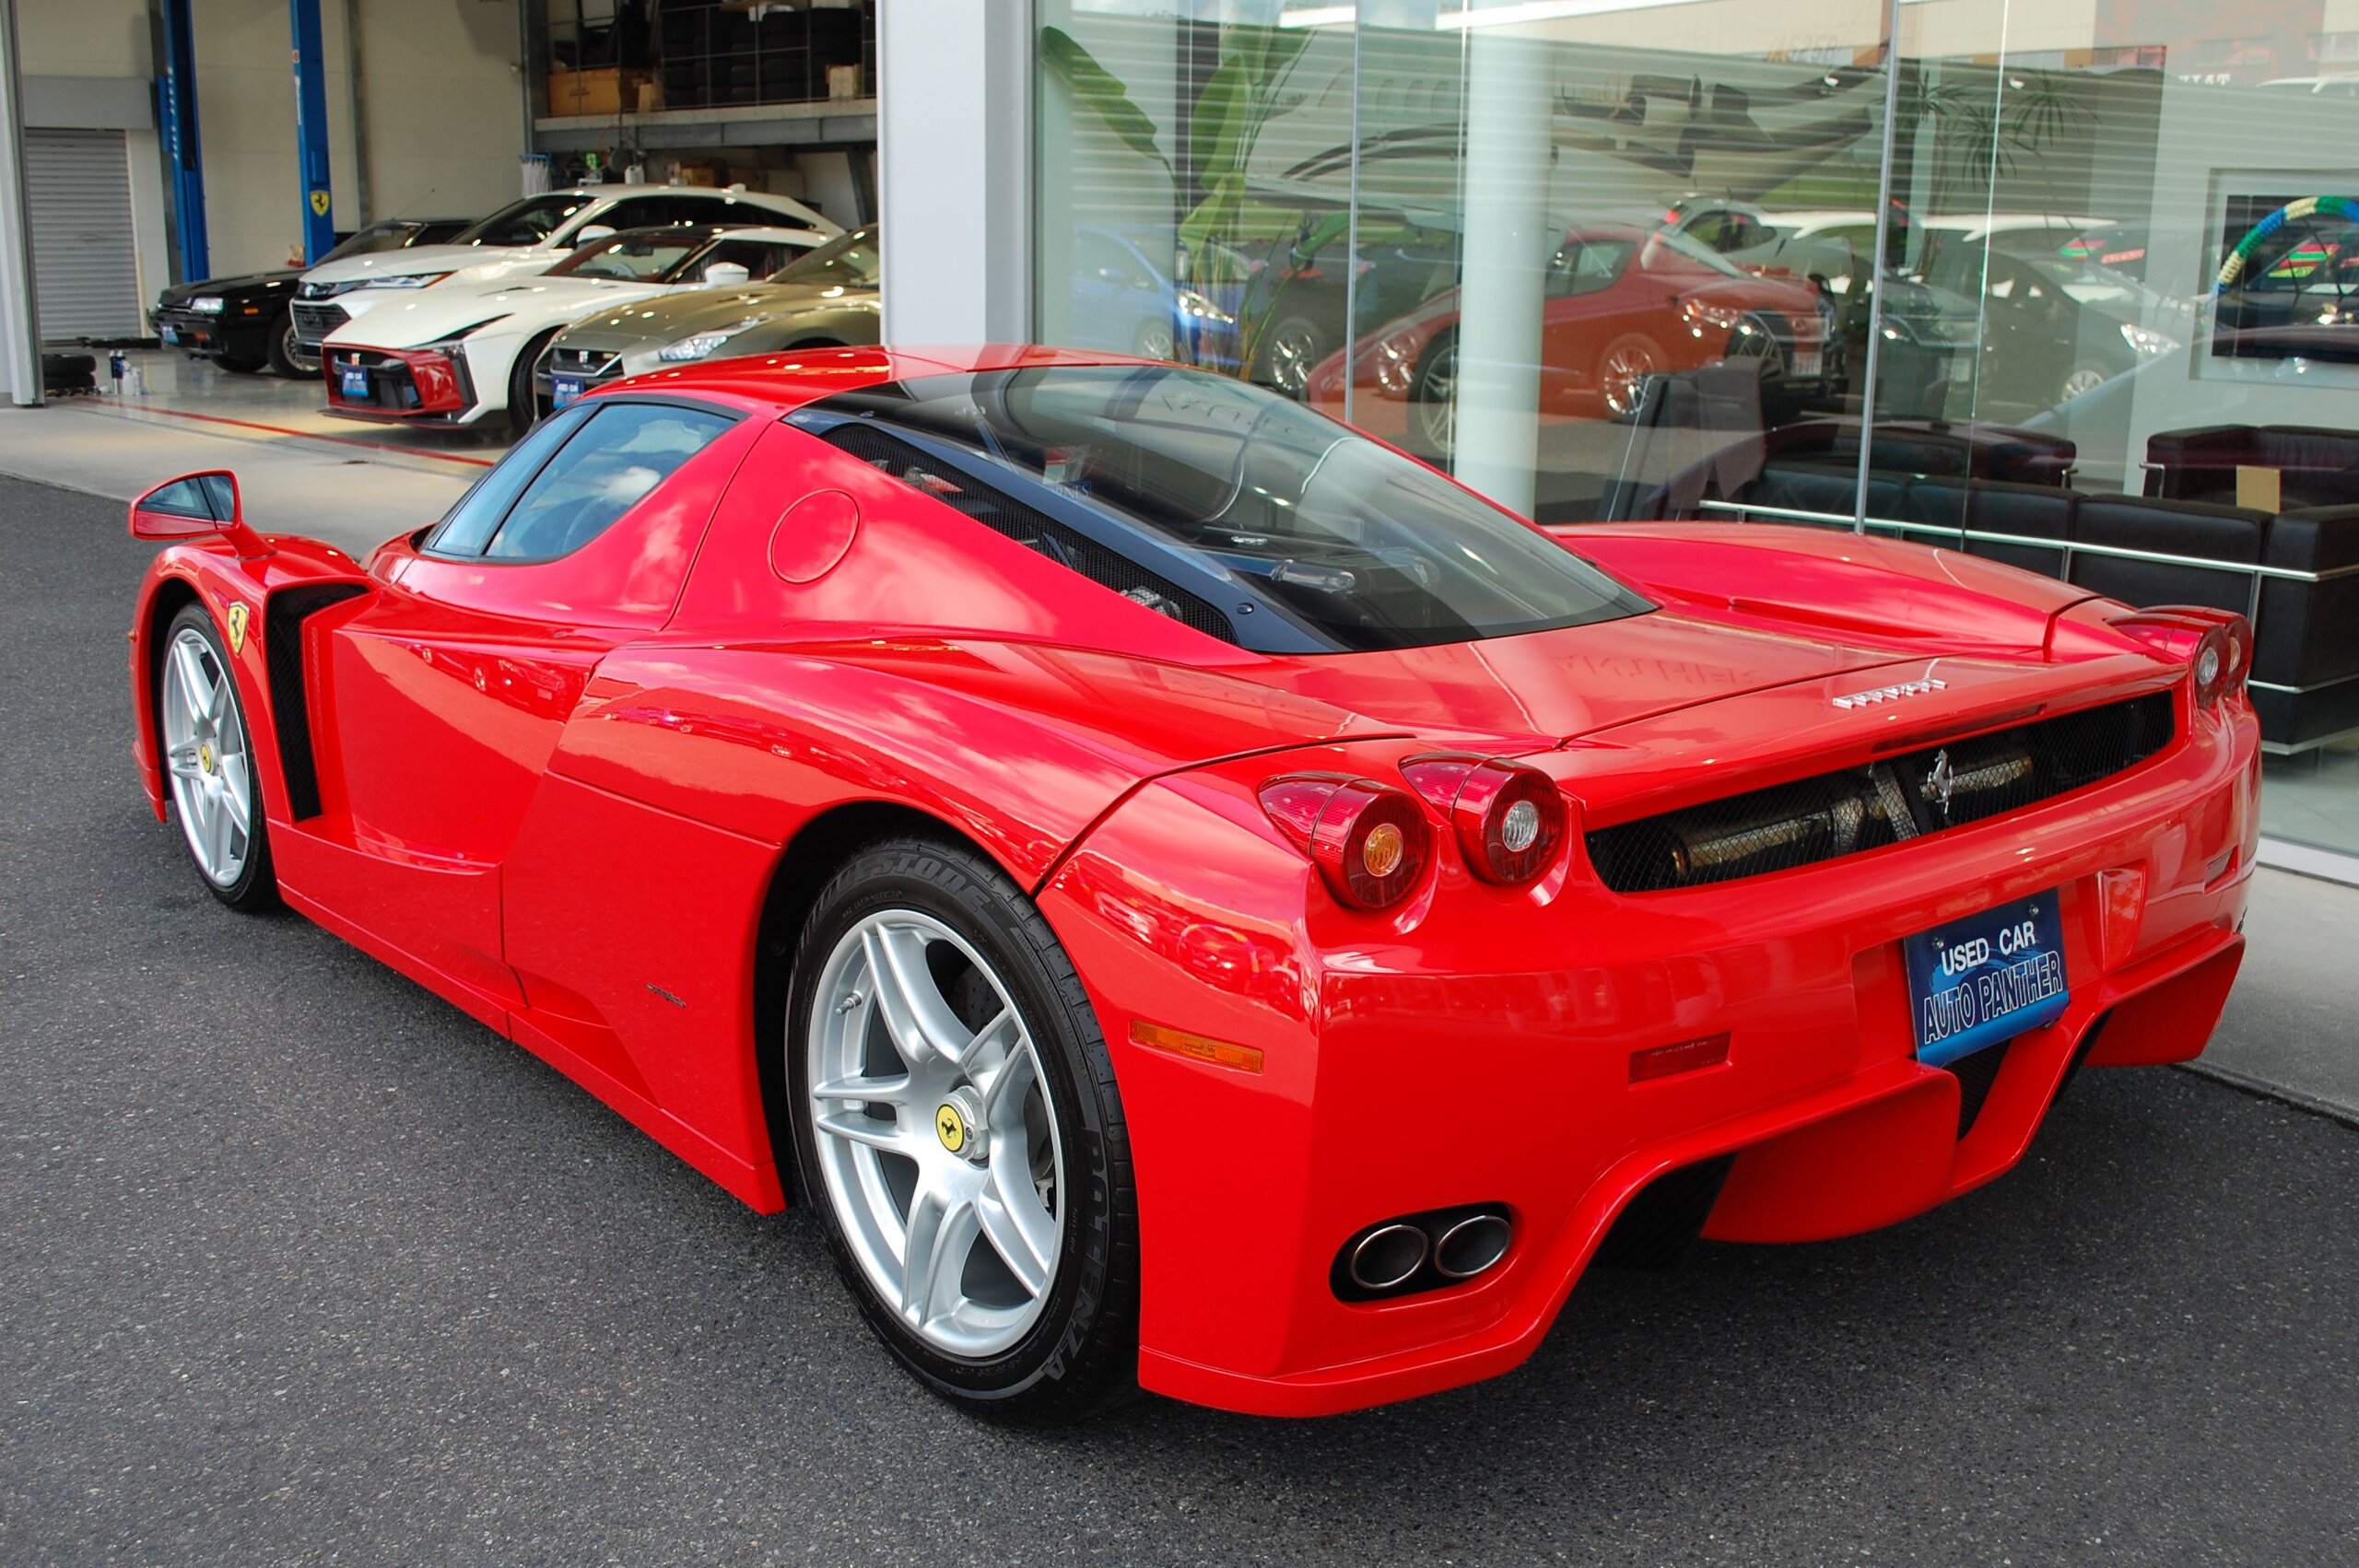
xmin=288 ymin=0 xmax=334 ymax=263
xmin=158 ymin=0 xmax=209 ymax=281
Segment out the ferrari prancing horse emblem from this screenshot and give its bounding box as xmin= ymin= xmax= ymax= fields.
xmin=935 ymin=1104 xmax=967 ymax=1154
xmin=224 ymin=602 xmax=249 ymax=653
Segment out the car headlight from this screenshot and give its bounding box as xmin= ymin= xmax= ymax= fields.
xmin=190 ymin=297 xmax=226 ymax=315
xmin=364 ymin=272 xmax=453 ymax=291
xmin=1678 ymin=298 xmax=1744 ymax=332
xmin=657 ymin=318 xmax=762 ymax=362
xmin=2119 ymin=321 xmax=2178 ymax=358
xmin=1175 ymin=287 xmax=1235 ymax=326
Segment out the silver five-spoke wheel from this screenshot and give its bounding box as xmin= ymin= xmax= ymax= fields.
xmin=806 ymin=909 xmax=1064 ymax=1361
xmin=160 ymin=622 xmax=255 ymax=890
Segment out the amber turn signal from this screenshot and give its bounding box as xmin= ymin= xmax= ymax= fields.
xmin=1258 ymin=774 xmax=1431 ymax=909
xmin=1399 ymin=753 xmax=1568 ymax=884
xmin=1130 ymin=1020 xmax=1265 ymax=1074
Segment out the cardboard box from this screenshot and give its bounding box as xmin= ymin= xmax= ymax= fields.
xmin=827 ymin=64 xmax=863 ymax=99
xmin=546 ymin=68 xmax=651 ymax=119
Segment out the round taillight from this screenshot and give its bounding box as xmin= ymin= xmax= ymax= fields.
xmin=2193 ymin=615 xmax=2251 ymax=708
xmin=1399 ymin=754 xmax=1567 ymax=884
xmin=1258 ymin=774 xmax=1430 ymax=910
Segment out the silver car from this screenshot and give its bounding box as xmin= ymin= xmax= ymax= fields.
xmin=534 ymin=227 xmax=881 ymax=415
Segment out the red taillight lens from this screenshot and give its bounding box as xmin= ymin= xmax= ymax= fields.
xmin=1258 ymin=774 xmax=1430 ymax=910
xmin=1398 ymin=753 xmax=1568 ymax=884
xmin=2107 ymin=606 xmax=2252 ymax=708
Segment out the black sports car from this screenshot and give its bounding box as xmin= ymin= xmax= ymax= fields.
xmin=151 ymin=217 xmax=471 ymax=378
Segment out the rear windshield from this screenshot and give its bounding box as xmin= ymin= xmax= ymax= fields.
xmin=795 ymin=364 xmax=1649 ymax=653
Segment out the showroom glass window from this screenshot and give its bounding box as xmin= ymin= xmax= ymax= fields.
xmin=1036 ymin=0 xmax=2359 ymax=856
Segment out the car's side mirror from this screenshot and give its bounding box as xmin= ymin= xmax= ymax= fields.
xmin=702 ymin=261 xmax=752 ymax=287
xmin=576 ymin=224 xmax=616 ymax=243
xmin=129 ymin=471 xmax=271 ymax=558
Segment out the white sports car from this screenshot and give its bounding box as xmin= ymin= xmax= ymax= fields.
xmin=290 ymin=184 xmax=839 ymax=348
xmin=320 ymin=225 xmax=827 ymax=435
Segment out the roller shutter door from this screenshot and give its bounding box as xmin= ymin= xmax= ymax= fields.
xmin=25 ymin=127 xmax=143 ymax=342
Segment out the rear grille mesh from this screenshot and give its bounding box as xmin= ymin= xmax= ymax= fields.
xmin=1584 ymin=691 xmax=2176 ymax=894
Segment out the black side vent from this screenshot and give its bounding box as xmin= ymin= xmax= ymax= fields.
xmin=1586 ymin=691 xmax=2176 ymax=895
xmin=1948 ymin=1038 xmax=2013 ymax=1140
xmin=816 ymin=420 xmax=1237 ymax=644
xmin=264 ymin=583 xmax=368 ymax=820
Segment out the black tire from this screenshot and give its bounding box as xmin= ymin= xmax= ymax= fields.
xmin=157 ymin=603 xmax=277 ymax=910
xmin=783 ymin=837 xmax=1138 ymax=1423
xmin=266 ymin=310 xmax=318 ymax=379
xmin=508 ymin=330 xmax=561 ymax=438
xmin=217 ymin=350 xmax=268 ymax=375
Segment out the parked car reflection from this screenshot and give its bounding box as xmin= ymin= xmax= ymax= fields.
xmin=1305 ymin=223 xmax=1829 ymax=456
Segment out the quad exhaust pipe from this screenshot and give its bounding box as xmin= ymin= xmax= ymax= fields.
xmin=1333 ymin=1203 xmax=1514 ymax=1302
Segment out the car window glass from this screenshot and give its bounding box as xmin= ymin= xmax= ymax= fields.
xmin=800 ymin=364 xmax=1650 ymax=652
xmin=1547 ymin=240 xmax=1631 ymax=297
xmin=554 ymin=231 xmax=710 ymax=281
xmin=425 ymin=406 xmax=594 ymax=556
xmin=769 ymin=227 xmax=881 ymax=287
xmin=689 ymin=236 xmax=798 ymax=279
xmin=484 ymin=404 xmax=736 ymax=562
xmin=454 ymin=194 xmax=591 ymax=248
xmin=322 ymin=221 xmax=424 ymax=263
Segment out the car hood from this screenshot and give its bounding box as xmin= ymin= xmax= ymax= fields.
xmin=559 ymin=281 xmax=877 ymax=350
xmin=325 ymin=274 xmax=675 ymax=349
xmin=1236 ymin=609 xmax=1903 ymax=754
xmin=301 ymin=242 xmax=539 ymax=287
xmin=160 ymin=268 xmax=299 ymax=306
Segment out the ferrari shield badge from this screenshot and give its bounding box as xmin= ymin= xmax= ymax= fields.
xmin=224 ymin=602 xmax=249 ymax=654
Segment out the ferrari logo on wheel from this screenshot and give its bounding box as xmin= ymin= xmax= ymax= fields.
xmin=224 ymin=602 xmax=249 ymax=654
xmin=935 ymin=1104 xmax=967 ymax=1153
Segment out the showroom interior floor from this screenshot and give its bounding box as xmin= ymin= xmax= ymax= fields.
xmin=0 ymin=350 xmax=493 ymax=553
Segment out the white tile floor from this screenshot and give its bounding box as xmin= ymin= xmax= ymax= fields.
xmin=1 ymin=349 xmax=495 ymax=555
xmin=2262 ymin=741 xmax=2359 ymax=860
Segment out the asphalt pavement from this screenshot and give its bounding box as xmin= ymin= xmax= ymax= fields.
xmin=5 ymin=475 xmax=2356 ymax=1566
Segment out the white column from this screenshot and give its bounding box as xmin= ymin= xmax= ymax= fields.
xmin=0 ymin=0 xmax=42 ymax=406
xmin=877 ymin=0 xmax=1032 ymax=345
xmin=1450 ymin=8 xmax=1551 ymax=516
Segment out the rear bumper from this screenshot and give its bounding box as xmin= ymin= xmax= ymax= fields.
xmin=1040 ymin=696 xmax=2259 ymax=1416
xmin=154 ymin=308 xmax=267 ymax=360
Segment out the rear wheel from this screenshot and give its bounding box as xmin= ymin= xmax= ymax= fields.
xmin=1410 ymin=331 xmax=1458 ymax=458
xmin=217 ymin=350 xmax=267 ymax=375
xmin=1599 ymin=334 xmax=1665 ymax=420
xmin=157 ymin=603 xmax=275 ymax=908
xmin=785 ymin=838 xmax=1137 ymax=1423
xmin=267 ymin=310 xmax=319 ymax=378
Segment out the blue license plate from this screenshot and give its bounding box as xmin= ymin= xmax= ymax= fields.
xmin=338 ymin=365 xmax=370 ymax=399
xmin=158 ymin=323 xmax=179 ymax=345
xmin=1902 ymin=891 xmax=2068 ymax=1068
xmin=551 ymin=375 xmax=585 ymax=407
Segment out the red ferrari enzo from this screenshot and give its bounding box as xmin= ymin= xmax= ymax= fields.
xmin=126 ymin=345 xmax=2255 ymax=1422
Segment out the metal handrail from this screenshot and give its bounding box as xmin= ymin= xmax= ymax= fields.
xmin=1691 ymin=498 xmax=2359 ymax=585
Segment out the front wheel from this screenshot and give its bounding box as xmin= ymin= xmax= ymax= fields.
xmin=785 ymin=838 xmax=1138 ymax=1423
xmin=267 ymin=310 xmax=319 ymax=378
xmin=157 ymin=603 xmax=275 ymax=908
xmin=508 ymin=331 xmax=560 ymax=438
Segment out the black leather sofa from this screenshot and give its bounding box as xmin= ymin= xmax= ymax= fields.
xmin=1697 ymin=459 xmax=2359 ymax=752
